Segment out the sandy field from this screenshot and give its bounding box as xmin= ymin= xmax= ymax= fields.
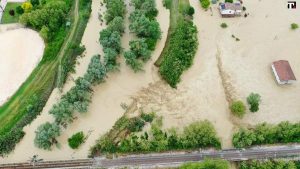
xmin=0 ymin=27 xmax=44 ymax=106
xmin=0 ymin=0 xmax=169 ymax=163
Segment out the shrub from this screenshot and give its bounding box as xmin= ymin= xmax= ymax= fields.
xmin=68 ymin=131 xmax=85 ymax=149
xmin=16 ymin=5 xmax=24 ymax=14
xmin=242 ymin=6 xmax=246 ymax=11
xmin=220 ymin=23 xmax=228 ymax=28
xmin=187 ymin=6 xmax=195 ymax=16
xmin=128 ymin=117 xmax=145 ymax=132
xmin=225 ymin=0 xmax=233 ymax=3
xmin=230 ymin=101 xmax=246 ymax=118
xmin=199 ymin=0 xmax=210 ymax=9
xmin=291 ymin=23 xmax=299 ymax=30
xmin=21 ymin=2 xmax=33 ymax=13
xmin=9 ymin=9 xmax=15 ymax=16
xmin=141 ymin=112 xmax=156 ymax=122
xmin=239 ymin=160 xmax=297 ymax=169
xmin=247 ymin=93 xmax=261 ymax=112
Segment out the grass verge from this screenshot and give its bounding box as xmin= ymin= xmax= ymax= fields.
xmin=1 ymin=3 xmax=22 ymax=24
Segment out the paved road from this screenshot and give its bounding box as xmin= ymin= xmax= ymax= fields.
xmin=1 ymin=145 xmax=300 ymax=168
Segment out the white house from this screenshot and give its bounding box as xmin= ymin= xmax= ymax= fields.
xmin=219 ymin=2 xmax=242 ymax=17
xmin=271 ymin=60 xmax=296 ymax=85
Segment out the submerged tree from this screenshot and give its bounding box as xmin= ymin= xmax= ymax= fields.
xmin=34 ymin=122 xmax=61 ymax=150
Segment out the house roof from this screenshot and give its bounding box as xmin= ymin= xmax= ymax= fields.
xmin=220 ymin=2 xmax=242 ymax=11
xmin=273 ymin=60 xmax=296 ymax=81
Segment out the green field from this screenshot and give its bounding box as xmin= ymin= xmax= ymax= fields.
xmin=1 ymin=3 xmax=22 ymax=24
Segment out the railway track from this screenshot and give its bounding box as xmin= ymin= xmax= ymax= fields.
xmin=1 ymin=145 xmax=300 ymax=168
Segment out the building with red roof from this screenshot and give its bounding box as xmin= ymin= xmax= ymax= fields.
xmin=271 ymin=60 xmax=296 ymax=84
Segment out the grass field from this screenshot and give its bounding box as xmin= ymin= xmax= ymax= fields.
xmin=1 ymin=3 xmax=22 ymax=24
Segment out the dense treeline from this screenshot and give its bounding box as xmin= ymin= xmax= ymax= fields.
xmin=239 ymin=160 xmax=299 ymax=169
xmin=124 ymin=0 xmax=161 ymax=72
xmin=90 ymin=115 xmax=221 ymax=156
xmin=180 ymin=159 xmax=229 ymax=169
xmin=100 ymin=0 xmax=125 ymax=70
xmin=0 ymin=0 xmax=90 ymax=156
xmin=159 ymin=19 xmax=198 ymax=87
xmin=233 ymin=122 xmax=300 ymax=148
xmin=35 ymin=55 xmax=107 ymax=150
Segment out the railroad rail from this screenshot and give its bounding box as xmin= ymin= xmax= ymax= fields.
xmin=1 ymin=145 xmax=300 ymax=168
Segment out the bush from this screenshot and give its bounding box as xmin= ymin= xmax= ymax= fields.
xmin=220 ymin=23 xmax=228 ymax=28
xmin=291 ymin=23 xmax=299 ymax=30
xmin=68 ymin=131 xmax=85 ymax=149
xmin=141 ymin=112 xmax=156 ymax=122
xmin=225 ymin=0 xmax=233 ymax=3
xmin=199 ymin=0 xmax=210 ymax=9
xmin=230 ymin=101 xmax=246 ymax=118
xmin=247 ymin=93 xmax=261 ymax=112
xmin=233 ymin=122 xmax=300 ymax=148
xmin=16 ymin=5 xmax=24 ymax=14
xmin=187 ymin=6 xmax=195 ymax=16
xmin=180 ymin=159 xmax=230 ymax=169
xmin=9 ymin=9 xmax=15 ymax=16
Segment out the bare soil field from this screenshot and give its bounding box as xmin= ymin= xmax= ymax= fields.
xmin=0 ymin=27 xmax=44 ymax=105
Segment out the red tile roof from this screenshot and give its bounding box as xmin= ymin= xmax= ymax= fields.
xmin=273 ymin=60 xmax=296 ymax=81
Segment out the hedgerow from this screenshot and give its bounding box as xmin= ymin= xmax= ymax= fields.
xmin=233 ymin=122 xmax=300 ymax=148
xmin=239 ymin=160 xmax=298 ymax=169
xmin=90 ymin=116 xmax=221 ymax=156
xmin=159 ymin=19 xmax=198 ymax=87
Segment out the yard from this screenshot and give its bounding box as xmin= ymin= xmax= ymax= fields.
xmin=1 ymin=3 xmax=22 ymax=24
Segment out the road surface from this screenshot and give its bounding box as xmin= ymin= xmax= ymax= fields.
xmin=1 ymin=145 xmax=300 ymax=168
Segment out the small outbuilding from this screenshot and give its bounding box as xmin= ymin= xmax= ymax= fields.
xmin=219 ymin=2 xmax=242 ymax=17
xmin=271 ymin=60 xmax=296 ymax=85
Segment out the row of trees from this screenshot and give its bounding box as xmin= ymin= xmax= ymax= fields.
xmin=34 ymin=55 xmax=107 ymax=150
xmin=100 ymin=0 xmax=126 ymax=70
xmin=233 ymin=121 xmax=300 ymax=148
xmin=92 ymin=118 xmax=221 ymax=154
xmin=159 ymin=19 xmax=198 ymax=87
xmin=124 ymin=0 xmax=161 ymax=72
xmin=239 ymin=160 xmax=299 ymax=169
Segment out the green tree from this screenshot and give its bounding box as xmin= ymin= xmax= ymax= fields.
xmin=232 ymin=128 xmax=256 ymax=148
xmin=84 ymin=55 xmax=107 ymax=84
xmin=16 ymin=5 xmax=24 ymax=14
xmin=104 ymin=0 xmax=126 ymax=23
xmin=22 ymin=2 xmax=33 ymax=13
xmin=68 ymin=131 xmax=85 ymax=149
xmin=291 ymin=23 xmax=299 ymax=30
xmin=225 ymin=0 xmax=233 ymax=3
xmin=230 ymin=101 xmax=246 ymax=118
xmin=34 ymin=122 xmax=61 ymax=150
xmin=124 ymin=51 xmax=143 ymax=72
xmin=108 ymin=16 xmax=125 ymax=33
xmin=39 ymin=26 xmax=49 ymax=41
xmin=247 ymin=93 xmax=261 ymax=112
xmin=199 ymin=0 xmax=210 ymax=9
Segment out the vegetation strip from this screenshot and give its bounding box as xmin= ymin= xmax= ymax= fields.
xmin=239 ymin=160 xmax=300 ymax=169
xmin=156 ymin=0 xmax=198 ymax=87
xmin=124 ymin=0 xmax=161 ymax=72
xmin=90 ymin=113 xmax=220 ymax=156
xmin=233 ymin=121 xmax=300 ymax=148
xmin=34 ymin=0 xmax=127 ymax=150
xmin=0 ymin=0 xmax=92 ymax=156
